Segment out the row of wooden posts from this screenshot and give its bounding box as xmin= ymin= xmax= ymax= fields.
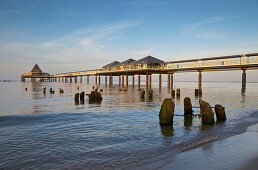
xmin=159 ymin=97 xmax=226 ymax=125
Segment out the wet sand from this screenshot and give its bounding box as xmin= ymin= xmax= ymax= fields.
xmin=160 ymin=123 xmax=258 ymax=170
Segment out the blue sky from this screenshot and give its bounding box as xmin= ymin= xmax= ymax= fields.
xmin=0 ymin=0 xmax=258 ymax=81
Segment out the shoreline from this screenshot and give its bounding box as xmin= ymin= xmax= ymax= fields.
xmin=159 ymin=123 xmax=258 ymax=170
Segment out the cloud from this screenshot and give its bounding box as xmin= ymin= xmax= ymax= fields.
xmin=0 ymin=21 xmax=142 ymax=76
xmin=182 ymin=16 xmax=234 ymax=40
xmin=182 ymin=17 xmax=232 ymax=34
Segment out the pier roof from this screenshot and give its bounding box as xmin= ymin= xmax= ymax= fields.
xmin=132 ymin=56 xmax=164 ymax=64
xmin=31 ymin=64 xmax=43 ymax=73
xmin=118 ymin=58 xmax=135 ymax=65
xmin=102 ymin=61 xmax=120 ymax=68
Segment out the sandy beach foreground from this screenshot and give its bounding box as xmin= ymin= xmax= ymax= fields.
xmin=160 ymin=123 xmax=258 ymax=170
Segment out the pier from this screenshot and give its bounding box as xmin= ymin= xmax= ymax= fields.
xmin=21 ymin=53 xmax=258 ymax=92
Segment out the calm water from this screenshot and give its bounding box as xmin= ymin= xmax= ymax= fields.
xmin=0 ymin=81 xmax=258 ymax=169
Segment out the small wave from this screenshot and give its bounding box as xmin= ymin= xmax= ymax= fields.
xmin=0 ymin=112 xmax=88 ymax=127
xmin=181 ymin=136 xmax=220 ymax=152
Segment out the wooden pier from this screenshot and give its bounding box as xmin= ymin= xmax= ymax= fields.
xmin=21 ymin=53 xmax=258 ymax=92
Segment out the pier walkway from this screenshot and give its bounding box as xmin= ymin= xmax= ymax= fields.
xmin=21 ymin=53 xmax=258 ymax=91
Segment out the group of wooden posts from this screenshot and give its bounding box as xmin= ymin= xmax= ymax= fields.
xmin=159 ymin=97 xmax=226 ymax=125
xmin=74 ymin=85 xmax=103 ymax=103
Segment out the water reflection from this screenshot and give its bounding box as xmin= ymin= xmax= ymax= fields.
xmin=199 ymin=123 xmax=214 ymax=131
xmin=160 ymin=124 xmax=174 ymax=137
xmin=184 ymin=116 xmax=193 ymax=129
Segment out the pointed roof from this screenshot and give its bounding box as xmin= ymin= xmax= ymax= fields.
xmin=132 ymin=56 xmax=164 ymax=64
xmin=31 ymin=64 xmax=43 ymax=73
xmin=119 ymin=58 xmax=135 ymax=65
xmin=102 ymin=61 xmax=120 ymax=68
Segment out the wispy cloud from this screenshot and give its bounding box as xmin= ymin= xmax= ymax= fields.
xmin=0 ymin=21 xmax=142 ymax=74
xmin=182 ymin=16 xmax=234 ymax=39
xmin=182 ymin=17 xmax=232 ymax=34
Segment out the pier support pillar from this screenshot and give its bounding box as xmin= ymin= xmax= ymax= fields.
xmin=132 ymin=75 xmax=134 ymax=88
xmin=95 ymin=75 xmax=97 ymax=85
xmin=146 ymin=73 xmax=149 ymax=89
xmin=87 ymin=76 xmax=89 ymax=84
xmin=80 ymin=76 xmax=83 ymax=83
xmin=167 ymin=74 xmax=170 ymax=88
xmin=149 ymin=74 xmax=152 ymax=89
xmin=65 ymin=77 xmax=67 ymax=83
xmin=119 ymin=76 xmax=121 ymax=87
xmin=74 ymin=77 xmax=77 ymax=83
xmin=198 ymin=71 xmax=202 ymax=90
xmin=126 ymin=74 xmax=128 ymax=88
xmin=159 ymin=74 xmax=162 ymax=88
xmin=122 ymin=75 xmax=124 ymax=87
xmin=110 ymin=75 xmax=113 ymax=86
xmin=242 ymin=69 xmax=246 ymax=91
xmin=105 ymin=76 xmax=107 ymax=86
xmin=98 ymin=75 xmax=101 ymax=85
xmin=31 ymin=78 xmax=36 ymax=82
xmin=70 ymin=77 xmax=72 ymax=83
xmin=171 ymin=73 xmax=174 ymax=89
xmin=21 ymin=78 xmax=25 ymax=82
xmin=138 ymin=74 xmax=141 ymax=89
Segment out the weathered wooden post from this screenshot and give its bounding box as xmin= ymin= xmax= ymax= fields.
xmin=105 ymin=76 xmax=107 ymax=86
xmin=171 ymin=90 xmax=175 ymax=98
xmin=184 ymin=97 xmax=193 ymax=115
xmin=159 ymin=98 xmax=175 ymax=125
xmin=70 ymin=77 xmax=72 ymax=83
xmin=176 ymin=89 xmax=180 ymax=97
xmin=87 ymin=76 xmax=89 ymax=84
xmin=140 ymin=90 xmax=145 ymax=99
xmin=215 ymin=104 xmax=226 ymax=121
xmin=80 ymin=76 xmax=83 ymax=83
xmin=74 ymin=77 xmax=77 ymax=83
xmin=74 ymin=93 xmax=79 ymax=101
xmin=98 ymin=75 xmax=101 ymax=85
xmin=80 ymin=92 xmax=85 ymax=101
xmin=199 ymin=100 xmax=215 ymax=124
xmin=195 ymin=89 xmax=199 ymax=96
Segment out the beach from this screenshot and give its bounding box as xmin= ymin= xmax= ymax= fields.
xmin=160 ymin=123 xmax=258 ymax=170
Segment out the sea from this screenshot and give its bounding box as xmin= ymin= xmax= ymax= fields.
xmin=0 ymin=80 xmax=258 ymax=169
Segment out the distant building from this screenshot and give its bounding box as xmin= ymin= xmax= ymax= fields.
xmin=22 ymin=64 xmax=50 ymax=76
xmin=130 ymin=56 xmax=165 ymax=69
xmin=101 ymin=56 xmax=166 ymax=71
xmin=102 ymin=61 xmax=120 ymax=71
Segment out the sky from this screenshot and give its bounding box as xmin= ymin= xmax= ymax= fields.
xmin=0 ymin=0 xmax=258 ymax=81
